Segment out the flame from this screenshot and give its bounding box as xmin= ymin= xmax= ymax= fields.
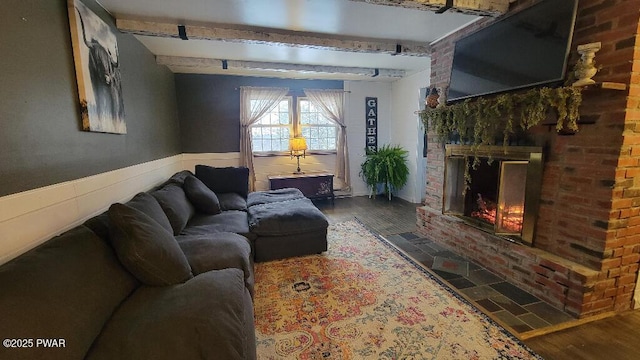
xmin=471 ymin=194 xmax=523 ymax=233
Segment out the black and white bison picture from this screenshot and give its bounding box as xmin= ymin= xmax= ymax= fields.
xmin=68 ymin=0 xmax=126 ymax=134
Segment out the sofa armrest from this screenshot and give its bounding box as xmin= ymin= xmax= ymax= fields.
xmin=176 ymin=232 xmax=254 ymax=297
xmin=86 ymin=269 xmax=256 ymax=360
xmin=195 ymin=165 xmax=249 ymax=199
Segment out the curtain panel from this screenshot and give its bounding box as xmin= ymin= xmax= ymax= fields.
xmin=303 ymin=89 xmax=350 ymax=189
xmin=239 ymin=86 xmax=289 ymax=191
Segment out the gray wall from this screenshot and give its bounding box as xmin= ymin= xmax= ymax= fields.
xmin=175 ymin=75 xmax=343 ymax=153
xmin=0 ymin=0 xmax=181 ymax=197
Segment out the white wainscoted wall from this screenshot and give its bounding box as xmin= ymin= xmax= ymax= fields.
xmin=0 ymin=155 xmax=183 ymax=266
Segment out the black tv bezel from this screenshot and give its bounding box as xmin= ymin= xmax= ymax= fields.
xmin=446 ymin=0 xmax=579 ymax=105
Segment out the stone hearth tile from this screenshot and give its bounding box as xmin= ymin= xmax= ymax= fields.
xmin=424 ymin=241 xmax=449 ymax=253
xmin=467 ymin=261 xmax=482 ymax=271
xmin=400 ymin=232 xmax=419 ymax=240
xmin=468 ymin=269 xmax=503 ymax=286
xmin=404 ymin=250 xmax=433 ymax=265
xmin=407 ymin=236 xmax=431 ymax=245
xmin=489 ymin=295 xmax=528 ymax=316
xmin=432 ymin=256 xmax=469 ymax=276
xmin=475 ymin=298 xmax=502 ymax=312
xmin=493 ymin=310 xmax=532 ymax=333
xmin=385 ymin=236 xmax=419 ymax=253
xmin=524 ymin=302 xmax=575 ymax=325
xmin=518 ymin=313 xmax=552 ymax=329
xmin=433 ymin=250 xmax=466 ymax=262
xmin=419 ymin=257 xmax=434 ymax=268
xmin=510 ymin=323 xmax=534 ymax=333
xmin=490 ymin=282 xmax=540 ymax=305
xmin=460 ymin=285 xmax=502 ymax=301
xmin=415 ymin=243 xmax=440 ymax=255
xmin=431 ymin=269 xmax=463 ymax=281
xmin=447 ymin=277 xmax=476 ymax=290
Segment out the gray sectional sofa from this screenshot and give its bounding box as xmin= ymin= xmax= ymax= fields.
xmin=0 ymin=166 xmax=328 ymax=360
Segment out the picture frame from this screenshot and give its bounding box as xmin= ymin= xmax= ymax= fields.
xmin=67 ymin=0 xmax=126 ymax=134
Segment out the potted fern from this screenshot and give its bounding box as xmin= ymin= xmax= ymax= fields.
xmin=360 ymin=144 xmax=410 ymax=200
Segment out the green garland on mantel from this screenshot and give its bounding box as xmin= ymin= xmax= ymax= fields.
xmin=419 ymin=86 xmax=583 ymax=150
xmin=419 ymin=86 xmax=582 ymax=193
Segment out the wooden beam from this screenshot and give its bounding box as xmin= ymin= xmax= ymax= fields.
xmin=156 ymin=56 xmax=407 ymax=78
xmin=348 ymin=0 xmax=509 ymax=16
xmin=116 ymin=19 xmax=430 ymax=57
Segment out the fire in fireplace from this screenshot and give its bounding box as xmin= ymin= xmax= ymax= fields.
xmin=443 ymin=145 xmax=543 ymax=245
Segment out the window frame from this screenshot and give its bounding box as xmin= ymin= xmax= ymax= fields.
xmin=296 ymin=97 xmax=338 ymax=155
xmin=250 ymin=96 xmax=293 ymax=156
xmin=250 ymin=95 xmax=338 ymax=156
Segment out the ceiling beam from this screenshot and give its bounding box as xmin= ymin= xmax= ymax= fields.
xmin=117 ymin=19 xmax=430 ymax=57
xmin=348 ymin=0 xmax=510 ymax=16
xmin=156 ymin=56 xmax=407 ymax=78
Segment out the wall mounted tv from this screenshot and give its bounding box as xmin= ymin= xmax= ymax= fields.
xmin=447 ymin=0 xmax=578 ymax=103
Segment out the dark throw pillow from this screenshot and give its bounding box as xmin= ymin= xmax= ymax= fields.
xmin=108 ymin=203 xmax=193 ymax=286
xmin=195 ymin=165 xmax=249 ymax=198
xmin=126 ymin=192 xmax=174 ymax=234
xmin=183 ymin=175 xmax=221 ymax=215
xmin=151 ymin=184 xmax=196 ymax=235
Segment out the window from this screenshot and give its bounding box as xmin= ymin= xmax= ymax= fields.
xmin=250 ymin=98 xmax=291 ymax=152
xmin=298 ymin=98 xmax=337 ymax=152
xmin=251 ymin=96 xmax=337 ymax=154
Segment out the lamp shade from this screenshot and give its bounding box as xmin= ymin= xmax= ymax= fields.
xmin=289 ymin=137 xmax=308 ymax=152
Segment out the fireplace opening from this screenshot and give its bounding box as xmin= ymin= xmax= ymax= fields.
xmin=443 ymin=145 xmax=543 ymax=245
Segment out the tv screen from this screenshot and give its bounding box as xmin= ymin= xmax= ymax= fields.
xmin=447 ymin=0 xmax=578 ymax=103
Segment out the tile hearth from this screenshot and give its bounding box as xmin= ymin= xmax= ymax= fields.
xmin=385 ymin=232 xmax=575 ymax=335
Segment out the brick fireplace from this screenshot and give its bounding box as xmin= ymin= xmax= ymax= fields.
xmin=417 ymin=0 xmax=640 ymax=318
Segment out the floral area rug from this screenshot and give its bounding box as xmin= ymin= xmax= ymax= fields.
xmin=254 ymin=220 xmax=542 ymax=360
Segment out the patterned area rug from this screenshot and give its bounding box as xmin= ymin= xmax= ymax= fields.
xmin=254 ymin=220 xmax=542 ymax=359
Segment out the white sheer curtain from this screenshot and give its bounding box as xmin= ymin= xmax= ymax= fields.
xmin=303 ymin=89 xmax=349 ymax=190
xmin=240 ymin=86 xmax=289 ymax=191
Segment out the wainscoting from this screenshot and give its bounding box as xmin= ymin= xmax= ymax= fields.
xmin=0 ymin=155 xmax=183 ymax=265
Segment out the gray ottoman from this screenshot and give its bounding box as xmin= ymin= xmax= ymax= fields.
xmin=248 ymin=194 xmax=328 ymax=262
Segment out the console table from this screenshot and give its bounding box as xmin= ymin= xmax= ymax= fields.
xmin=268 ymin=172 xmax=334 ymax=203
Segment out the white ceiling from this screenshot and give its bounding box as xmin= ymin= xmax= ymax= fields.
xmin=97 ymin=0 xmax=481 ymax=81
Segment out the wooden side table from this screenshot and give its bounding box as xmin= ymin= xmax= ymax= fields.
xmin=268 ymin=172 xmax=334 ymax=203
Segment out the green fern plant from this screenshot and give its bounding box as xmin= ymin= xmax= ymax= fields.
xmin=360 ymin=144 xmax=410 ymax=200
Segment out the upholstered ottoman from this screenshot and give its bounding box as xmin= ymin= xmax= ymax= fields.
xmin=247 ymin=191 xmax=328 ymax=262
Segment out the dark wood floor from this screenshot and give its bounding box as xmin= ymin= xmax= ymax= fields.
xmin=316 ymin=196 xmax=640 ymax=360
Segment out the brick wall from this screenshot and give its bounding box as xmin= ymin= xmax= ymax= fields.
xmin=418 ymin=0 xmax=640 ymax=317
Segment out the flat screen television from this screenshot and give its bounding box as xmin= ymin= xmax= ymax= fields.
xmin=447 ymin=0 xmax=578 ymax=103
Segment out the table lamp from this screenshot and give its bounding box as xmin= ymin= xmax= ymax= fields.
xmin=289 ymin=137 xmax=307 ymax=174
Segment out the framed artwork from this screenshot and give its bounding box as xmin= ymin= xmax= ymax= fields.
xmin=67 ymin=0 xmax=126 ymax=134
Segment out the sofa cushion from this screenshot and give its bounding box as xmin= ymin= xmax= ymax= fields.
xmin=176 ymin=233 xmax=254 ymax=297
xmin=109 ymin=203 xmax=193 ymax=286
xmin=195 ymin=165 xmax=249 ymax=198
xmin=183 ymin=210 xmax=254 ymax=240
xmin=86 ymin=269 xmax=256 ymax=360
xmin=151 ymin=184 xmax=196 ymax=235
xmin=126 ymin=192 xmax=174 ymax=234
xmin=248 ymin=197 xmax=329 ymax=236
xmin=217 ymin=192 xmax=248 ymax=211
xmin=0 ymin=226 xmax=138 ymax=360
xmin=247 ymin=188 xmax=305 ymax=207
xmin=183 ymin=175 xmax=221 ymax=215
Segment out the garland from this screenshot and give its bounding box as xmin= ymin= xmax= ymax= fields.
xmin=419 ymin=86 xmax=582 ymax=191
